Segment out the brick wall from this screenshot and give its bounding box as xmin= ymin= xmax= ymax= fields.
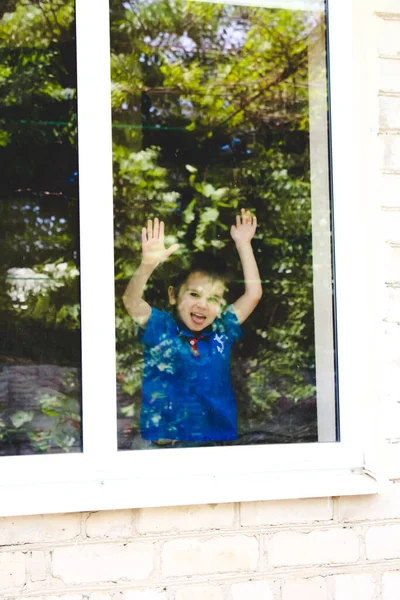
xmin=2 ymin=3 xmax=400 ymax=600
xmin=3 ymin=494 xmax=400 ymax=600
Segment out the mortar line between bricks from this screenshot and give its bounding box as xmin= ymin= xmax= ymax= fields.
xmin=375 ymin=571 xmax=384 ymax=600
xmin=158 ymin=558 xmax=400 ymax=581
xmin=276 ymin=577 xmax=283 ymax=600
xmin=166 ymin=585 xmax=176 ymax=600
xmin=0 ymin=522 xmax=343 ymax=551
xmin=258 ymin=532 xmax=265 ymax=572
xmin=3 ymin=518 xmax=400 ymax=552
xmin=8 ymin=558 xmax=400 ymax=598
xmin=379 ymin=91 xmax=400 ymax=98
xmin=379 ymin=129 xmax=400 ymax=134
xmin=375 ymin=12 xmax=400 ymax=20
xmin=221 ymin=582 xmax=232 ymax=600
xmin=233 ymin=502 xmax=240 ymax=530
xmin=331 ymin=497 xmax=340 ymax=523
xmin=154 ymin=538 xmax=162 ymax=585
xmin=379 ymin=53 xmax=400 ymax=60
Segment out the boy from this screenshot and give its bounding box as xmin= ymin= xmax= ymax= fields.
xmin=123 ymin=209 xmax=262 ymax=443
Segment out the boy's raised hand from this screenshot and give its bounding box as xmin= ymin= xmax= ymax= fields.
xmin=142 ymin=218 xmax=179 ymax=267
xmin=230 ymin=208 xmax=257 ymax=247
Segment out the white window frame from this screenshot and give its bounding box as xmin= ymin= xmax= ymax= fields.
xmin=0 ymin=0 xmax=387 ymax=518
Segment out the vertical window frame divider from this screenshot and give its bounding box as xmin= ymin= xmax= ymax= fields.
xmin=75 ymin=0 xmax=118 ymax=462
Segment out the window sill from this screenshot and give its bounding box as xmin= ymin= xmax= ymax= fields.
xmin=0 ymin=465 xmax=382 ymax=518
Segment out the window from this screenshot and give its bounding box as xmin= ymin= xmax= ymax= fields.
xmin=0 ymin=0 xmax=382 ymax=517
xmin=0 ymin=0 xmax=82 ymax=456
xmin=111 ymin=0 xmax=337 ymax=450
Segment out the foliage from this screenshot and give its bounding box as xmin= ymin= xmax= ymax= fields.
xmin=110 ymin=0 xmax=323 ymax=444
xmin=0 ymin=0 xmax=80 ymax=453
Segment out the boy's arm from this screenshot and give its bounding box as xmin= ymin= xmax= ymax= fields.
xmin=123 ymin=218 xmax=179 ymax=328
xmin=230 ymin=209 xmax=262 ymax=325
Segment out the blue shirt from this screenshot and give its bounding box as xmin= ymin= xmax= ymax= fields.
xmin=138 ymin=306 xmax=243 ymax=442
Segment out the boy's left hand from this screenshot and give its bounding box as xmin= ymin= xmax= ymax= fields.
xmin=230 ymin=208 xmax=257 ymax=247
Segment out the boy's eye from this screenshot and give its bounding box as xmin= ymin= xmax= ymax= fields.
xmin=209 ymin=296 xmax=221 ymax=304
xmin=189 ymin=291 xmax=199 ymax=298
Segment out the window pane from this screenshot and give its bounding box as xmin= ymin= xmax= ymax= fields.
xmin=111 ymin=0 xmax=336 ymax=449
xmin=0 ymin=1 xmax=82 ymax=455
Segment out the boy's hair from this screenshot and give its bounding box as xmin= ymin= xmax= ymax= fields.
xmin=171 ymin=251 xmax=230 ymax=292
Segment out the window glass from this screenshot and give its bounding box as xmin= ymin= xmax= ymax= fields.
xmin=0 ymin=1 xmax=82 ymax=455
xmin=111 ymin=0 xmax=336 ymax=449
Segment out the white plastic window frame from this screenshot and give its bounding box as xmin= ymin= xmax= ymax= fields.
xmin=0 ymin=0 xmax=385 ymax=518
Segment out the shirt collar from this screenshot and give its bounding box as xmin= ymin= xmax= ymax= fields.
xmin=175 ymin=319 xmax=214 ymax=339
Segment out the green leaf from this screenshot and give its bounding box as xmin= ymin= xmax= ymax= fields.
xmin=201 ymin=207 xmax=219 ymax=223
xmin=10 ymin=411 xmax=35 ymax=429
xmin=121 ymin=404 xmax=135 ymax=417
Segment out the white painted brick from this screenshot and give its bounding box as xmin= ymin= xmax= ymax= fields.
xmin=380 ymin=95 xmax=400 ymax=129
xmin=231 ymin=580 xmax=273 ymax=600
xmin=380 ymin=58 xmax=400 ymax=92
xmin=88 ymin=594 xmax=113 ymax=600
xmin=382 ymin=571 xmax=400 ymax=600
xmin=134 ymin=503 xmax=235 ymax=534
xmin=175 ymin=586 xmax=224 ymax=600
xmin=0 ymin=552 xmax=26 ymax=591
xmin=268 ymin=529 xmax=359 ymax=566
xmin=382 ymin=322 xmax=400 ymax=362
xmin=161 ymin=535 xmax=258 ymax=577
xmin=382 ymin=210 xmax=400 ymax=243
xmin=383 ymin=400 xmax=400 ymax=441
xmin=381 ymin=134 xmax=400 ymax=170
xmin=0 ymin=513 xmax=81 ymax=545
xmin=29 ymin=550 xmax=46 ymax=582
xmin=121 ymin=592 xmax=167 ymax=600
xmin=366 ymin=524 xmax=400 ymax=559
xmin=281 ymin=577 xmax=326 ymax=600
xmin=385 ymin=287 xmax=400 ymax=323
xmin=334 ymin=574 xmax=375 ymax=600
xmin=385 ymin=443 xmax=400 ymax=479
xmin=52 ymin=542 xmax=154 ymax=584
xmin=240 ymin=498 xmax=332 ymax=527
xmin=339 ymin=483 xmax=400 ymax=521
xmin=379 ymin=173 xmax=400 ymax=209
xmin=382 ymin=359 xmax=400 ymax=435
xmin=86 ymin=510 xmax=133 ymax=539
xmin=379 ymin=19 xmax=400 ymax=57
xmin=385 ymin=244 xmax=400 ymax=283
xmin=377 ymin=0 xmax=400 ymax=12
xmin=53 ymin=597 xmax=84 ymax=600
xmin=382 ymin=359 xmax=400 ymax=396
xmin=23 ymin=596 xmax=83 ymax=600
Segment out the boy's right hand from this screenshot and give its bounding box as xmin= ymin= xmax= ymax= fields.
xmin=141 ymin=218 xmax=179 ymax=267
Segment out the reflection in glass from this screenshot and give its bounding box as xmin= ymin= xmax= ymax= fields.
xmin=110 ymin=0 xmax=336 ymax=448
xmin=0 ymin=1 xmax=82 ymax=455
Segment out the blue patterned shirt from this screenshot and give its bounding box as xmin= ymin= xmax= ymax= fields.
xmin=138 ymin=306 xmax=242 ymax=442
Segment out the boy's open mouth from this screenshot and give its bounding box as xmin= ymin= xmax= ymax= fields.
xmin=191 ymin=312 xmax=206 ymax=325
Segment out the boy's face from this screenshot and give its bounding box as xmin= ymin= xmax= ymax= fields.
xmin=168 ymin=271 xmax=226 ymax=332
